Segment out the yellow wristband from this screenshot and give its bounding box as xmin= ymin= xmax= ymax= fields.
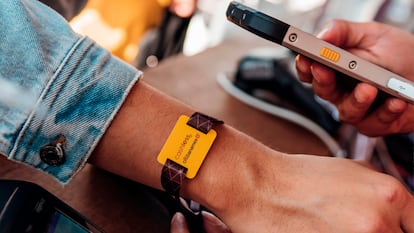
xmin=157 ymin=115 xmax=218 ymax=178
xmin=157 ymin=112 xmax=223 ymax=197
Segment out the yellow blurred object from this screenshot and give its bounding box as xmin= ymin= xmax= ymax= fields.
xmin=70 ymin=0 xmax=171 ymax=62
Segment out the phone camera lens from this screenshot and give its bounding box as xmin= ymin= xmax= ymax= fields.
xmin=349 ymin=60 xmax=357 ymax=69
xmin=289 ymin=33 xmax=297 ymax=42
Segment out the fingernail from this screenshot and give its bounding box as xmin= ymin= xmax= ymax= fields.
xmin=201 ymin=211 xmax=216 ymax=225
xmin=388 ymin=99 xmax=406 ymax=113
xmin=296 ymin=57 xmax=306 ymax=73
xmin=354 ymin=89 xmax=368 ymax=104
xmin=316 ymin=21 xmax=333 ymax=38
xmin=310 ymin=65 xmax=320 ymax=83
xmin=171 ymin=212 xmax=186 ymax=227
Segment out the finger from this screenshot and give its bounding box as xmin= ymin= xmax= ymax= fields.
xmin=316 ymin=19 xmax=367 ymax=48
xmin=401 ymin=198 xmax=414 ymax=233
xmin=295 ymin=55 xmax=313 ymax=83
xmin=202 ymin=211 xmax=232 ymax=233
xmin=310 ymin=62 xmax=342 ymax=103
xmin=336 ymin=83 xmax=377 ymax=123
xmin=170 ymin=212 xmax=189 ymax=233
xmin=374 ymin=98 xmax=407 ymax=123
xmin=356 ymin=98 xmax=407 ymax=135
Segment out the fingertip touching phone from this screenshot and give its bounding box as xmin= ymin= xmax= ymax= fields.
xmin=0 ymin=179 xmax=104 ymax=233
xmin=226 ymin=1 xmax=414 ymax=104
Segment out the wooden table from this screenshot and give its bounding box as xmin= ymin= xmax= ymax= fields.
xmin=0 ymin=36 xmax=330 ymax=233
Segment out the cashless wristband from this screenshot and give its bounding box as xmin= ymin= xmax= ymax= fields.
xmin=157 ymin=112 xmax=223 ymax=197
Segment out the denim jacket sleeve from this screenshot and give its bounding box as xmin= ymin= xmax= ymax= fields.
xmin=0 ymin=0 xmax=141 ymax=184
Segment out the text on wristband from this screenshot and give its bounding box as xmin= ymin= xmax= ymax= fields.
xmin=157 ymin=115 xmax=217 ymax=178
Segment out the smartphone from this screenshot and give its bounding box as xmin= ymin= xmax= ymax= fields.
xmin=0 ymin=179 xmax=104 ymax=233
xmin=226 ymin=1 xmax=414 ymax=104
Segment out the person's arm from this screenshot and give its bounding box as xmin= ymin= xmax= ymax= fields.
xmin=1 ymin=2 xmax=413 ymax=232
xmin=89 ymin=81 xmax=414 ymax=233
xmin=296 ymin=19 xmax=414 ymax=136
xmin=0 ymin=0 xmax=141 ymax=183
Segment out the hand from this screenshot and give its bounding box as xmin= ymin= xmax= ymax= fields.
xmin=209 ymin=153 xmax=414 ymax=233
xmin=170 ymin=211 xmax=232 ymax=233
xmin=295 ymin=19 xmax=414 ymax=136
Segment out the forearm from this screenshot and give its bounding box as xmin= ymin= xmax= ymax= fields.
xmin=89 ymin=81 xmax=190 ymax=190
xmin=89 ymin=81 xmax=286 ymax=212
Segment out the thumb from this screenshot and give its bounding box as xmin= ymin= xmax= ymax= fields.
xmin=316 ymin=19 xmax=360 ymax=48
xmin=316 ymin=20 xmax=346 ymax=46
xmin=202 ymin=211 xmax=232 ymax=233
xmin=170 ymin=212 xmax=190 ymax=233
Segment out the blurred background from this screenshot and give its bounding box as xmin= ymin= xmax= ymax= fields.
xmin=68 ymin=0 xmax=414 ymax=68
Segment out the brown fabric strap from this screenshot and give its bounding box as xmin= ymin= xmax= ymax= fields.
xmin=161 ymin=159 xmax=187 ymax=197
xmin=187 ymin=112 xmax=224 ymax=134
xmin=161 ymin=112 xmax=223 ymax=197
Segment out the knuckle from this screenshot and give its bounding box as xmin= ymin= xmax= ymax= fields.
xmin=351 ymin=178 xmax=408 ymax=233
xmin=338 ymin=109 xmax=360 ymax=124
xmin=315 ymin=90 xmax=337 ymax=102
xmin=377 ymin=177 xmax=407 ymax=205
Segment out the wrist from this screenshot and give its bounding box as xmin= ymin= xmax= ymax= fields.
xmin=181 ymin=125 xmax=286 ymax=213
